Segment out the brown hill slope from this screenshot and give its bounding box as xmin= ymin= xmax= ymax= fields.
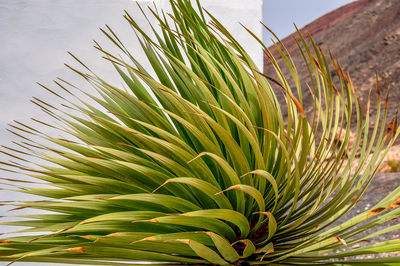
xmin=264 ymin=0 xmax=400 ymax=129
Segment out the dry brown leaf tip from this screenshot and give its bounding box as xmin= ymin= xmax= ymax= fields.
xmin=65 ymin=247 xmax=85 ymax=253
xmin=367 ymin=207 xmax=385 ymax=217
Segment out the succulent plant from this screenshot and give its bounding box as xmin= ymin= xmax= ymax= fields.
xmin=0 ymin=0 xmax=399 ymax=265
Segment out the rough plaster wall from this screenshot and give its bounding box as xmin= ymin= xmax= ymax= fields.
xmin=0 ymin=0 xmax=262 ymax=265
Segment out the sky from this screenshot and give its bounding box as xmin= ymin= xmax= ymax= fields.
xmin=263 ymin=0 xmax=355 ymax=44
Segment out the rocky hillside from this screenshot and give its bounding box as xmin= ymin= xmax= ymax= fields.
xmin=264 ymin=0 xmax=400 ymax=130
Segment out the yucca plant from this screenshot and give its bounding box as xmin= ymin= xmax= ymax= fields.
xmin=0 ymin=0 xmax=399 ymax=265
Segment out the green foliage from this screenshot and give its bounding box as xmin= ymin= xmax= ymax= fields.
xmin=0 ymin=0 xmax=399 ymax=264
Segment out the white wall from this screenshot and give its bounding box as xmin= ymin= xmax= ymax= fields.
xmin=0 ymin=0 xmax=263 ymax=145
xmin=0 ymin=0 xmax=262 ymax=265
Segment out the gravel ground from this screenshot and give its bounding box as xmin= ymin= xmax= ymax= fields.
xmin=330 ymin=172 xmax=400 ymax=259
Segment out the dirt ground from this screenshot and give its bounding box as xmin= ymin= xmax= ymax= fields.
xmin=332 ymin=172 xmax=400 ymax=259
